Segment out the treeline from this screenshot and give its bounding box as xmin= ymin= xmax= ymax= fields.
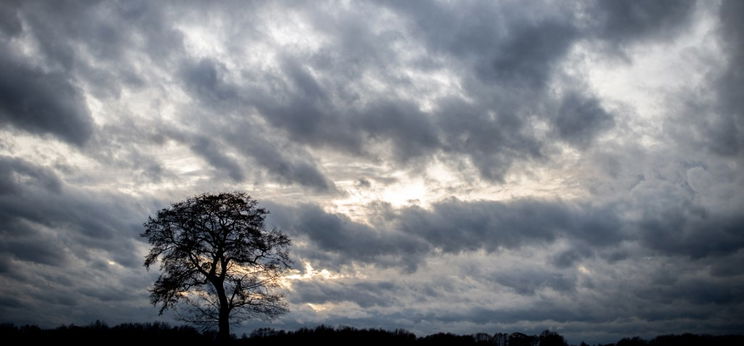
xmin=1 ymin=322 xmax=742 ymax=346
xmin=0 ymin=321 xmax=211 ymax=345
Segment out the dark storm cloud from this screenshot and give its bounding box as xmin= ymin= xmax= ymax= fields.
xmin=375 ymin=1 xmax=609 ymax=179
xmin=552 ymin=244 xmax=596 ymax=268
xmin=188 ymin=136 xmax=245 ymax=182
xmin=400 ymin=5 xmax=572 ymax=164
xmin=0 ymin=0 xmax=178 ymax=105
xmin=485 ymin=20 xmax=578 ymax=88
xmin=0 ymin=155 xmax=162 ymax=326
xmin=171 ymin=56 xmax=339 ymax=191
xmin=392 ymin=0 xmax=578 ymax=85
xmin=270 ymin=264 xmax=744 ymax=341
xmin=394 ymin=199 xmax=624 ymax=256
xmin=0 ymin=228 xmax=67 ymax=266
xmin=553 ymin=91 xmax=614 ymax=148
xmin=640 ymin=275 xmax=744 ymax=306
xmin=357 ymin=101 xmax=441 ymax=163
xmin=0 ymin=155 xmax=148 ymax=269
xmin=363 ymin=266 xmax=744 ymax=330
xmin=270 ymin=198 xmax=625 ymax=271
xmin=242 ymin=59 xmax=434 ymax=166
xmin=638 ymin=206 xmax=744 ymax=259
xmin=0 ymin=156 xmax=61 ymax=194
xmin=290 ymin=280 xmax=399 ymax=308
xmin=589 ymin=0 xmax=697 ymax=46
xmin=226 ymin=129 xmax=338 ymax=193
xmin=160 ymin=0 xmax=604 ymax=184
xmin=270 ymin=203 xmax=428 ymax=271
xmin=432 ymin=97 xmax=543 ymax=181
xmin=15 ymin=0 xmax=183 ymax=74
xmin=244 ymin=60 xmax=365 ymax=157
xmin=0 ymin=51 xmax=93 ymax=146
xmin=246 ymin=64 xmax=442 ymax=164
xmin=708 ymin=251 xmax=744 ymax=277
xmin=706 ymin=0 xmax=744 ymax=156
xmin=274 ymin=195 xmax=744 ymax=276
xmin=2 ymin=0 xmax=699 ymax=188
xmin=180 ymin=58 xmax=239 ymax=108
xmin=0 ymin=0 xmax=703 ymax=188
xmin=0 ymin=1 xmax=22 ymax=37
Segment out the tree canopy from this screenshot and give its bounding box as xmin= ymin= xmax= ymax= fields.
xmin=142 ymin=192 xmax=291 ymax=342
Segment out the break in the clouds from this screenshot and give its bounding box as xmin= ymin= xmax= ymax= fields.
xmin=1 ymin=0 xmax=743 ymax=343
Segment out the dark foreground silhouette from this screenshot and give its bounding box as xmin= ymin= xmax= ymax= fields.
xmin=1 ymin=322 xmax=742 ymax=346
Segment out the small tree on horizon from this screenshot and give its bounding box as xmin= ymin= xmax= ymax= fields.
xmin=142 ymin=192 xmax=291 ymax=343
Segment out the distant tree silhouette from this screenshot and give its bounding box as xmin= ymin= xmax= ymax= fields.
xmin=617 ymin=336 xmax=648 ymax=346
xmin=418 ymin=332 xmax=475 ymax=345
xmin=142 ymin=192 xmax=291 ymax=343
xmin=539 ymin=330 xmax=568 ymax=346
xmin=508 ymin=332 xmax=537 ymax=346
xmin=2 ymin=324 xmax=743 ymax=346
xmin=0 ymin=322 xmax=211 ymax=346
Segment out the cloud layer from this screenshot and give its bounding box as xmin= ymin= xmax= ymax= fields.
xmin=1 ymin=0 xmax=742 ymax=343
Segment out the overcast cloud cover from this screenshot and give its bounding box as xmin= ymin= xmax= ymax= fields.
xmin=1 ymin=0 xmax=743 ymax=343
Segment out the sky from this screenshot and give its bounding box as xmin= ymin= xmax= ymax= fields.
xmin=0 ymin=0 xmax=743 ymax=343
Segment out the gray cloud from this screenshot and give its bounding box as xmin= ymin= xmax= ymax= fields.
xmin=170 ymin=56 xmax=339 ymax=191
xmin=394 ymin=199 xmax=625 ymax=259
xmin=180 ymin=58 xmax=239 ymax=109
xmin=589 ymin=0 xmax=697 ymax=47
xmin=272 ymin=194 xmax=744 ymax=280
xmin=270 ymin=198 xmax=627 ymax=271
xmin=0 ymin=51 xmax=93 ymax=146
xmin=553 ymin=91 xmax=615 ymax=148
xmin=0 ymin=156 xmax=148 ymax=269
xmin=290 ymin=280 xmax=400 ymax=308
xmin=662 ymin=0 xmax=744 ymax=158
xmin=270 ymin=203 xmax=428 ymax=271
xmin=188 ymin=136 xmax=245 ymax=182
xmin=224 ymin=126 xmax=338 ymax=193
xmin=0 ymin=228 xmax=67 ymax=267
xmin=486 ymin=20 xmax=578 ymax=88
xmin=0 ymin=0 xmax=701 ymax=187
xmin=245 ymin=60 xmax=365 ymax=158
xmin=707 ymin=0 xmax=744 ymax=156
xmin=0 ymin=1 xmax=22 ymax=37
xmin=0 ymin=155 xmax=165 ymax=326
xmin=168 ymin=0 xmax=605 ymax=184
xmin=491 ymin=269 xmax=577 ymax=295
xmin=381 ymin=1 xmax=615 ymax=180
xmin=16 ymin=0 xmax=183 ymax=78
xmin=639 ymin=206 xmax=744 ymax=259
xmin=0 ymin=156 xmax=62 ymax=194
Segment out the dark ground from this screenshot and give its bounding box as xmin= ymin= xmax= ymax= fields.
xmin=1 ymin=322 xmax=742 ymax=346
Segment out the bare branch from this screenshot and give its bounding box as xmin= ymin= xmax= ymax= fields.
xmin=141 ymin=192 xmax=292 ymax=339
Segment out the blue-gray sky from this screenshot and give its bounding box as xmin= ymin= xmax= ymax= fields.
xmin=1 ymin=0 xmax=743 ymax=343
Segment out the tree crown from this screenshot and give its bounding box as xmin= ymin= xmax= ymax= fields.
xmin=142 ymin=192 xmax=291 ymax=327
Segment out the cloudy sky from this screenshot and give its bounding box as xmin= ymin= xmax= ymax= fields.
xmin=1 ymin=0 xmax=743 ymax=343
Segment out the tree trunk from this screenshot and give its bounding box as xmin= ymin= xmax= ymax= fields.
xmin=214 ymin=281 xmax=231 ymax=344
xmin=218 ymin=304 xmax=230 ymax=344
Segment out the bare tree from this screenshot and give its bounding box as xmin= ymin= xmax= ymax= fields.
xmin=142 ymin=192 xmax=291 ymax=343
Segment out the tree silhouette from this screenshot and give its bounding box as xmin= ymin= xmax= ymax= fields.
xmin=142 ymin=192 xmax=291 ymax=343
